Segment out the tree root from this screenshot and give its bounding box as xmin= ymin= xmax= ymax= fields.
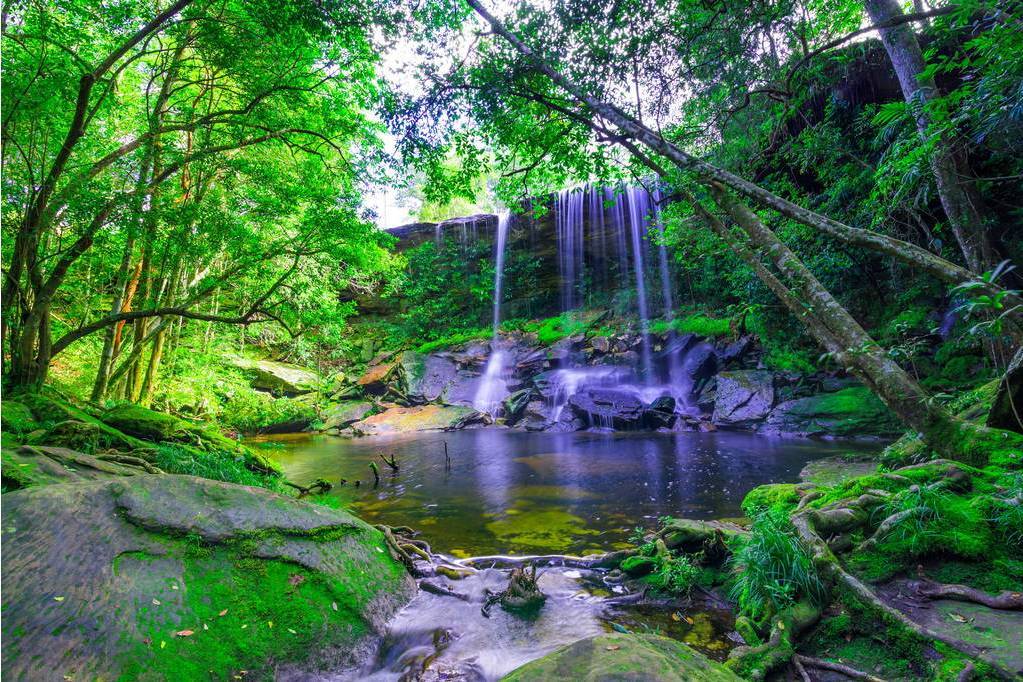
xmin=911 ymin=579 xmax=1023 ymax=610
xmin=725 ymin=600 xmax=820 ymax=680
xmin=95 ymin=452 xmax=163 ymax=474
xmin=793 ymin=654 xmax=887 ymax=682
xmin=377 ymin=524 xmax=425 ymax=575
xmin=791 ymin=510 xmax=1018 ymax=680
xmin=856 ymin=507 xmax=927 ymax=552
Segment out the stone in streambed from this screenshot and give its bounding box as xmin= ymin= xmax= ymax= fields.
xmin=1 ymin=474 xmax=414 ymax=680
xmin=500 ymin=633 xmax=742 ymax=681
xmin=503 ymin=389 xmax=533 ymax=421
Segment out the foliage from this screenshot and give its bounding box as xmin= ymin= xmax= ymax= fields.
xmin=652 ymin=553 xmax=702 ymax=596
xmin=728 ymin=511 xmax=826 ymax=621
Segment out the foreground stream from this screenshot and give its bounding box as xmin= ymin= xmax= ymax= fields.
xmin=256 ymin=430 xmax=879 ymax=680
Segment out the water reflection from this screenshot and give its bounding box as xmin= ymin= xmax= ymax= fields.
xmin=260 ymin=429 xmax=877 ymax=556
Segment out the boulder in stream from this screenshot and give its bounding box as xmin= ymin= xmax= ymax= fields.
xmin=500 ymin=633 xmax=742 ymax=681
xmin=568 ymin=388 xmax=644 ymax=429
xmin=1 ymin=474 xmax=415 ymax=680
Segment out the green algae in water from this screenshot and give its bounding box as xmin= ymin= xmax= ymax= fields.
xmin=485 ymin=507 xmax=598 ymax=551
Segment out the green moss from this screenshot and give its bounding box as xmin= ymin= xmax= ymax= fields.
xmin=117 ymin=539 xmax=395 ymax=681
xmin=416 ymin=328 xmax=490 ymax=353
xmin=1 ymin=400 xmax=39 ymax=434
xmin=484 ymin=507 xmax=597 ymax=551
xmin=741 ymin=484 xmax=800 ymax=517
xmin=621 ymin=555 xmax=659 ymax=576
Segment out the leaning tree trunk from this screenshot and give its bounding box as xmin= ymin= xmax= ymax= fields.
xmin=863 ymin=0 xmax=995 ymax=273
xmin=708 ymin=184 xmax=984 ymax=462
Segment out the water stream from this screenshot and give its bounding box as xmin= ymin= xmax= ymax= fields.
xmin=261 ymin=431 xmax=877 ymax=680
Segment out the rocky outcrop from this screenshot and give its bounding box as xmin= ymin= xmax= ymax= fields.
xmin=1 ymin=474 xmax=415 ymax=680
xmin=500 ymin=634 xmax=741 ymax=681
xmin=712 ymin=370 xmax=775 ymax=428
xmin=761 ymin=386 xmax=903 ymax=438
xmin=350 ymin=404 xmax=483 ymax=436
xmin=393 ymin=351 xmax=459 ymax=404
xmin=356 ymin=359 xmax=398 ymax=395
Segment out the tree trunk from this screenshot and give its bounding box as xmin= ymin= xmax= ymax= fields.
xmin=863 ymin=0 xmax=994 ymax=272
xmin=708 ymin=184 xmax=979 ymax=460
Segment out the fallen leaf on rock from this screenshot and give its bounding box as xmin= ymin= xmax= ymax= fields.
xmin=175 ymin=630 xmax=194 ymax=637
xmin=331 ymin=602 xmax=338 ymax=611
xmin=605 ymin=645 xmax=620 ymax=651
xmin=152 ymin=599 xmax=161 ymax=606
xmin=949 ymin=613 xmax=968 ymax=623
xmin=219 ymin=609 xmax=228 ymax=617
xmin=287 ymin=628 xmax=297 ymax=635
xmin=54 ymin=596 xmax=65 ymax=602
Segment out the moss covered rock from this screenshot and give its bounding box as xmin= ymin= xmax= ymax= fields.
xmin=29 ymin=419 xmax=101 ymax=453
xmin=500 ymin=633 xmax=742 ymax=681
xmin=761 ymin=387 xmax=903 ymax=438
xmin=741 ymin=483 xmax=801 ymax=517
xmin=0 ymin=400 xmax=38 ymax=434
xmin=1 ymin=474 xmax=415 ymax=680
xmin=102 ymin=403 xmax=281 ymax=476
xmin=231 ymin=356 xmax=321 ymax=396
xmin=712 ymin=370 xmax=775 ymax=428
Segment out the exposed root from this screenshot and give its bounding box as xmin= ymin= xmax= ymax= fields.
xmin=791 ymin=510 xmax=1018 ymax=680
xmin=725 ymin=600 xmax=820 ymax=680
xmin=95 ymin=452 xmax=163 ymax=474
xmin=856 ymin=507 xmax=927 ymax=552
xmin=911 ymin=579 xmax=1023 ymax=610
xmin=793 ymin=654 xmax=887 ymax=682
xmin=792 ymin=655 xmax=812 ymax=682
xmin=957 ymin=661 xmax=976 ymax=682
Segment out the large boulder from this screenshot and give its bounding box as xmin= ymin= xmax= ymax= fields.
xmin=393 ymin=351 xmax=459 ymax=404
xmin=712 ymin=370 xmax=775 ymax=428
xmin=761 ymin=386 xmax=903 ymax=438
xmin=232 ymin=357 xmax=320 ymax=396
xmin=319 ymin=401 xmax=375 ymax=432
xmin=355 ymin=360 xmax=398 ymax=396
xmin=1 ymin=475 xmax=415 ymax=680
xmin=568 ymin=388 xmax=644 ymax=429
xmin=500 ymin=633 xmax=741 ymax=681
xmin=350 ymin=404 xmax=482 ymax=436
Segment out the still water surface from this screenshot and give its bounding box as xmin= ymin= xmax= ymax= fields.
xmin=259 ymin=429 xmax=876 ymax=557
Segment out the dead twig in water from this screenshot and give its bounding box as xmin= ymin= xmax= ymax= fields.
xmin=380 ymin=453 xmax=399 ymax=471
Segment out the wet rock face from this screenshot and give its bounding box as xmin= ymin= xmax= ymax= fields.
xmin=712 ymin=370 xmax=776 ymax=428
xmin=568 ymin=388 xmax=644 ymax=429
xmin=1 ymin=474 xmax=414 ymax=680
xmin=760 ymin=386 xmax=903 ymax=438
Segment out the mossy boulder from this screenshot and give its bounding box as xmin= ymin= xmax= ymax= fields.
xmin=102 ymin=403 xmax=281 ymax=476
xmin=231 ymin=357 xmax=321 ymax=396
xmin=319 ymin=400 xmax=374 ymax=432
xmin=392 ymin=350 xmax=459 ymax=404
xmin=29 ymin=419 xmax=101 ymax=454
xmin=2 ymin=444 xmax=155 ymax=490
xmin=761 ymin=387 xmax=903 ymax=438
xmin=500 ymin=633 xmax=742 ymax=681
xmin=1 ymin=474 xmax=415 ymax=680
xmin=1 ymin=400 xmax=38 ymax=434
xmin=103 ymin=403 xmax=185 ymax=441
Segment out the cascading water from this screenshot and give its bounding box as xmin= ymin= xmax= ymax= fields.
xmin=625 ymin=186 xmax=655 ymax=383
xmin=473 ymin=212 xmax=512 ymax=417
xmin=556 ymin=188 xmax=585 ymax=311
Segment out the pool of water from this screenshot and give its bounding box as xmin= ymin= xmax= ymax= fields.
xmin=256 ymin=429 xmax=878 ymax=557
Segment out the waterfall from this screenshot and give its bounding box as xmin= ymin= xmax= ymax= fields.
xmin=626 ymin=186 xmax=655 ymax=383
xmin=473 ymin=212 xmax=512 ymax=417
xmin=556 ymin=188 xmax=585 ymax=311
